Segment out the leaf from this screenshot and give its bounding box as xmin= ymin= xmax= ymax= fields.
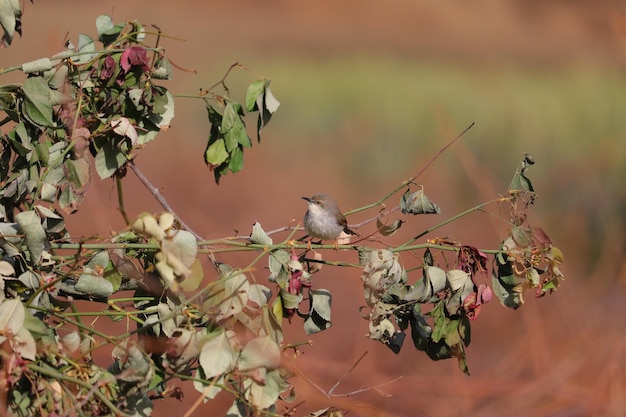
xmin=72 ymin=34 xmax=97 ymax=64
xmin=0 ymin=0 xmax=21 ymax=47
xmin=180 ymin=259 xmax=204 ymax=292
xmin=228 ymin=145 xmax=244 ymax=173
xmin=0 ymin=298 xmax=25 ymax=339
xmin=85 ymin=251 xmax=109 ymax=273
xmin=0 ymin=260 xmax=15 ymax=277
xmin=22 ymin=76 xmax=55 ymax=127
xmin=148 ymin=90 xmax=175 ymax=129
xmin=238 ymin=335 xmax=281 ymax=371
xmin=199 ymin=329 xmax=236 ymax=378
xmin=243 ymin=369 xmax=284 ymax=410
xmin=400 ymin=188 xmax=441 ymax=215
xmin=162 ymin=230 xmax=198 ymax=268
xmin=226 ymin=399 xmax=248 ymax=417
xmin=250 ymin=222 xmax=272 ymax=245
xmin=96 ymin=15 xmax=123 ymax=46
xmin=75 ymin=274 xmax=114 ymax=298
xmin=376 ymin=218 xmax=404 ymax=236
xmin=14 ymin=327 xmax=35 ymax=360
xmin=491 ymin=268 xmax=523 ymax=310
xmin=111 ymin=117 xmax=138 ymax=145
xmin=405 ymin=265 xmax=447 ymax=303
xmin=446 ymin=269 xmax=470 ymax=291
xmin=95 ymin=140 xmax=127 ymax=179
xmin=245 ymin=80 xmax=265 ymax=112
xmin=204 ymin=138 xmax=228 ymax=167
xmin=248 ymin=285 xmax=272 ymax=308
xmin=303 ymin=289 xmax=332 ymax=335
xmin=256 ymin=81 xmax=280 ymax=142
xmin=193 ymin=370 xmax=224 ymax=402
xmin=61 ymin=331 xmax=81 ymax=353
xmin=15 ymin=210 xmax=46 ymax=264
xmin=221 ymin=102 xmax=246 ymax=152
xmin=204 ymin=272 xmax=249 ymax=322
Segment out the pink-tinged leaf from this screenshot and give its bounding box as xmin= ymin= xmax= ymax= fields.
xmin=111 ymin=117 xmax=138 ymax=145
xmin=533 ymin=227 xmax=552 ymax=247
xmin=100 ymin=55 xmax=116 ymax=79
xmin=120 ymin=46 xmax=150 ymax=73
xmin=478 ymin=284 xmax=493 ymax=304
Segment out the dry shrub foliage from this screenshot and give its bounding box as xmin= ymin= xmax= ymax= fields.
xmin=0 ymin=9 xmax=565 ymax=417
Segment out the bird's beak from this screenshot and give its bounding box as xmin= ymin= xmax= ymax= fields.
xmin=301 ymin=196 xmax=312 ymax=203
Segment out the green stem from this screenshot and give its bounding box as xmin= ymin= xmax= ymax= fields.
xmin=116 ymin=174 xmax=130 ymax=226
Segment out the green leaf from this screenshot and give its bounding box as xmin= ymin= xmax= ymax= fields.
xmin=239 ymin=335 xmax=281 ymax=371
xmin=15 ymin=210 xmax=45 ymax=264
xmin=22 ymin=76 xmax=55 ymax=127
xmin=304 ymin=289 xmax=332 ymax=335
xmin=228 ymin=145 xmax=244 ymax=173
xmin=0 ymin=0 xmax=21 ymax=47
xmin=75 ymin=274 xmax=114 ymax=298
xmin=221 ymin=102 xmax=246 ymax=152
xmin=96 ymin=15 xmax=123 ymax=46
xmin=95 ymin=140 xmax=127 ymax=179
xmin=204 ymin=138 xmax=228 ymax=167
xmin=148 ymin=90 xmax=175 ymax=129
xmin=491 ymin=268 xmax=522 ymax=310
xmin=255 ymin=81 xmax=280 ymax=143
xmin=199 ymin=329 xmax=236 ymax=378
xmin=245 ymin=80 xmax=265 ymax=112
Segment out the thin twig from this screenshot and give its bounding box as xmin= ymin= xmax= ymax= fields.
xmin=299 ymin=351 xmax=402 ymax=399
xmin=344 ymin=122 xmax=475 ymax=230
xmin=128 ymin=161 xmax=219 ymax=268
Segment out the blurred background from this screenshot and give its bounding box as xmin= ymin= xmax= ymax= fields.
xmin=2 ymin=1 xmax=625 ymax=416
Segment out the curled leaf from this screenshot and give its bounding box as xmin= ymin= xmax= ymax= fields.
xmin=376 ymin=218 xmax=404 ymax=236
xmin=400 ymin=188 xmax=441 ymax=215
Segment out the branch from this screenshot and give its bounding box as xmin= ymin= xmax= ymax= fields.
xmin=128 ymin=161 xmax=219 ymax=268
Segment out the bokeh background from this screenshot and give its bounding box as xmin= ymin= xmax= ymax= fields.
xmin=2 ymin=1 xmax=625 ymax=416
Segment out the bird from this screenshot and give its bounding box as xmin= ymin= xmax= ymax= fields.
xmin=302 ymin=193 xmax=358 ymax=249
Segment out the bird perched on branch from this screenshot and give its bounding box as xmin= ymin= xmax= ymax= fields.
xmin=302 ymin=193 xmax=358 ymax=249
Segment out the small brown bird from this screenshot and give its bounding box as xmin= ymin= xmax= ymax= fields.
xmin=302 ymin=193 xmax=357 ymax=248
